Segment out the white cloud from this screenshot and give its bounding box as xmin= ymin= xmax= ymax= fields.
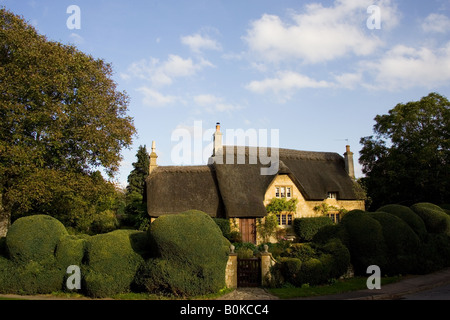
xmin=243 ymin=0 xmax=399 ymax=64
xmin=69 ymin=33 xmax=85 ymax=45
xmin=121 ymin=55 xmax=214 ymax=86
xmin=422 ymin=13 xmax=450 ymax=33
xmin=245 ymin=71 xmax=332 ymax=95
xmin=181 ymin=33 xmax=222 ymax=53
xmin=193 ymin=94 xmax=242 ymax=113
xmin=137 ymin=87 xmax=178 ymax=107
xmin=364 ymin=42 xmax=450 ymax=90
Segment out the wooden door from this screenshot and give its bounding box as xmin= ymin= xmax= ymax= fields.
xmin=239 ymin=218 xmax=256 ymax=244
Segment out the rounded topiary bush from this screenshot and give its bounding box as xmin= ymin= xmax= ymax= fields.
xmin=293 ymin=216 xmax=334 ymax=242
xmin=377 ymin=204 xmax=427 ymax=239
xmin=320 ymin=238 xmax=351 ymax=280
xmin=55 ymin=234 xmax=90 ymax=269
xmin=6 ymin=215 xmax=68 ymax=263
xmin=340 ymin=210 xmax=387 ymax=275
xmin=82 ymin=229 xmax=148 ymax=298
xmin=368 ymin=211 xmax=421 ymax=274
xmin=138 ymin=210 xmax=230 ymax=297
xmin=410 ymin=203 xmax=450 ymax=235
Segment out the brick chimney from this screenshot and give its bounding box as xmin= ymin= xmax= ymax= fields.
xmin=149 ymin=140 xmax=158 ymax=174
xmin=213 ymin=122 xmax=223 ymax=156
xmin=344 ymin=145 xmax=355 ymax=179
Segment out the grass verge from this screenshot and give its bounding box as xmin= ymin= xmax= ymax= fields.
xmin=267 ymin=276 xmax=402 ymax=299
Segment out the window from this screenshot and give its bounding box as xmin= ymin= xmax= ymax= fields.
xmin=286 ymin=187 xmax=291 ymax=198
xmin=275 ymin=185 xmax=293 ymax=198
xmin=277 ymin=213 xmax=293 ymax=226
xmin=328 ymin=213 xmax=340 ymax=223
xmin=327 ymin=192 xmax=338 ymax=199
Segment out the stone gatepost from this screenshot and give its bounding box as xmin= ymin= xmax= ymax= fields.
xmin=260 ymin=245 xmax=275 ymax=287
xmin=225 ymin=245 xmax=237 ymax=289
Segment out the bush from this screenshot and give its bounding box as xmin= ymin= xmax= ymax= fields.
xmin=281 ymin=243 xmax=317 ymax=261
xmin=320 ymin=238 xmax=351 ymax=279
xmin=377 ymin=204 xmax=427 ymax=239
xmin=312 ymin=223 xmax=347 ymax=245
xmin=410 ymin=203 xmax=450 ymax=235
xmin=368 ymin=211 xmax=421 ymax=274
xmin=416 ymin=233 xmax=450 ymax=274
xmin=6 ymin=215 xmax=68 ymax=264
xmin=82 ymin=229 xmax=148 ymax=298
xmin=55 ymin=234 xmax=90 ymax=270
xmin=293 ymin=216 xmax=334 ymax=242
xmin=340 ymin=210 xmax=387 ymax=275
xmin=213 ymin=218 xmax=231 ymax=241
xmin=138 ymin=210 xmax=230 ymax=297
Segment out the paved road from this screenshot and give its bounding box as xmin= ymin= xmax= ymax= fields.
xmin=400 ymin=283 xmax=450 ymax=300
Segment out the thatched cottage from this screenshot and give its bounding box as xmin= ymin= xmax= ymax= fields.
xmin=146 ymin=123 xmax=365 ymax=244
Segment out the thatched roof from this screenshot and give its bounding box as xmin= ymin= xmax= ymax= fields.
xmin=146 ymin=146 xmax=358 ymax=218
xmin=146 ymin=165 xmax=225 ymax=218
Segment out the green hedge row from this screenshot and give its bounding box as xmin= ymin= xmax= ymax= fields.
xmin=271 ymin=238 xmax=350 ymax=286
xmin=312 ymin=203 xmax=450 ymax=276
xmin=293 ymin=217 xmax=333 ymax=242
xmin=0 ymin=211 xmax=230 ymax=298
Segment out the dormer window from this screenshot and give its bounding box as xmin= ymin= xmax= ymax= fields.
xmin=327 ymin=192 xmax=338 ymax=200
xmin=275 ymin=186 xmax=292 ymax=199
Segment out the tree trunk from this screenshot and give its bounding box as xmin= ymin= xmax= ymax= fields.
xmin=0 ymin=193 xmax=10 ymax=238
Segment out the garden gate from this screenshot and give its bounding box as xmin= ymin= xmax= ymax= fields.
xmin=237 ymin=257 xmax=261 ymax=287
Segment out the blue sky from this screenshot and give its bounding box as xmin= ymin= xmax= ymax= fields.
xmin=2 ymin=0 xmax=450 ymax=187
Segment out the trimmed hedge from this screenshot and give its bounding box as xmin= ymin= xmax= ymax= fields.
xmin=377 ymin=204 xmax=427 ymax=239
xmin=82 ymin=229 xmax=147 ymax=298
xmin=368 ymin=211 xmax=420 ymax=274
xmin=6 ymin=215 xmax=68 ymax=263
xmin=273 ymin=239 xmax=350 ymax=287
xmin=293 ymin=216 xmax=333 ymax=242
xmin=410 ymin=203 xmax=450 ymax=235
xmin=137 ymin=210 xmax=230 ymax=296
xmin=339 ymin=210 xmax=387 ymax=275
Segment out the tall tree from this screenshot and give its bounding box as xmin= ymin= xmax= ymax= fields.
xmin=125 ymin=145 xmax=150 ymax=230
xmin=0 ymin=9 xmax=136 ymax=235
xmin=359 ymin=92 xmax=450 ymax=210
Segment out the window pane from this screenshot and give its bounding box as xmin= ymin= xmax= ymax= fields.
xmin=287 ymin=214 xmax=292 ymax=225
xmin=287 ymin=187 xmax=291 ymax=198
xmin=276 ymin=215 xmax=281 ymax=225
xmin=281 ymin=187 xmax=286 ymax=198
xmin=275 ymin=187 xmax=280 ymax=198
xmin=281 ymin=215 xmax=286 ymax=225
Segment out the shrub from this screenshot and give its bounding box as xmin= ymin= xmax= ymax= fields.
xmin=293 ymin=216 xmax=334 ymax=242
xmin=368 ymin=211 xmax=421 ymax=274
xmin=312 ymin=223 xmax=347 ymax=245
xmin=55 ymin=234 xmax=90 ymax=271
xmin=410 ymin=203 xmax=450 ymax=235
xmin=139 ymin=210 xmax=230 ymax=297
xmin=6 ymin=215 xmax=68 ymax=264
xmin=377 ymin=204 xmax=427 ymax=239
xmin=281 ymin=243 xmax=317 ymax=261
xmin=416 ymin=233 xmax=450 ymax=274
xmin=213 ymin=218 xmax=231 ymax=241
xmin=297 ymin=258 xmax=324 ymax=285
xmin=274 ymin=257 xmax=302 ymax=286
xmin=320 ymin=238 xmax=351 ymax=279
xmin=340 ymin=210 xmax=387 ymax=275
xmin=82 ymin=229 xmax=147 ymax=298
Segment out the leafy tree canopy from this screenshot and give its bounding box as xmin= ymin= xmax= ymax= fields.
xmin=359 ymin=92 xmax=450 ymax=209
xmin=0 ymin=9 xmax=135 ymax=231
